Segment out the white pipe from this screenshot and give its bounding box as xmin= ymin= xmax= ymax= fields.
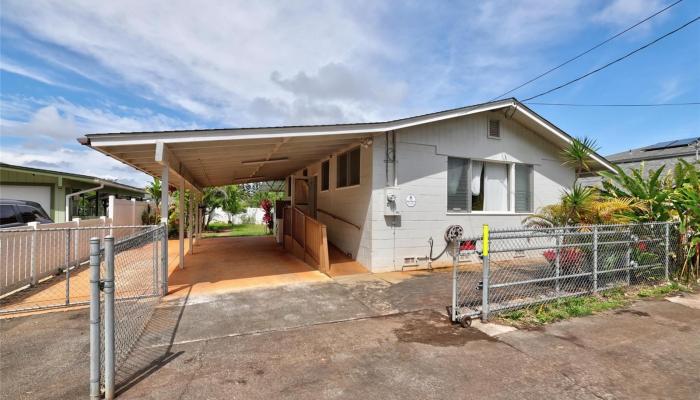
xmin=65 ymin=184 xmax=104 ymax=222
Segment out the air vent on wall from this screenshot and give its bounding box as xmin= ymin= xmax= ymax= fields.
xmin=488 ymin=120 xmax=501 ymax=139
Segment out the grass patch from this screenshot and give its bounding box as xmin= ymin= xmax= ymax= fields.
xmin=202 ymin=223 xmax=270 ymax=237
xmin=498 ymin=283 xmax=692 ymax=328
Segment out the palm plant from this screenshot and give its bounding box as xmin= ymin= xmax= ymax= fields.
xmin=560 ymin=136 xmax=601 ymax=182
xmin=668 ymin=160 xmax=700 ymax=281
xmin=145 ymin=178 xmax=163 ymax=220
xmin=524 ymin=184 xmax=642 ymax=228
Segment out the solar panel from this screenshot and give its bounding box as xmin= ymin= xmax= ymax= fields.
xmin=643 ymin=137 xmax=700 ymax=151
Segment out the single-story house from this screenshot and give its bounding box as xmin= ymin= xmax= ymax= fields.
xmin=79 ymin=98 xmax=615 ymax=273
xmin=0 ymin=162 xmax=146 ymax=222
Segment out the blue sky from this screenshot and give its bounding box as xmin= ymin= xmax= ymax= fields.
xmin=1 ymin=0 xmax=698 ymax=187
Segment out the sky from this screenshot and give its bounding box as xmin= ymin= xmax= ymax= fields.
xmin=1 ymin=0 xmax=699 ymax=188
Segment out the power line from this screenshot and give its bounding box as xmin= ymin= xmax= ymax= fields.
xmin=526 ymin=102 xmax=700 ymax=107
xmin=522 ymin=16 xmax=700 ymax=102
xmin=490 ymin=0 xmax=685 ymax=101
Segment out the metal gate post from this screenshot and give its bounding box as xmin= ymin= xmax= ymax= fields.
xmin=65 ymin=229 xmax=71 ymax=305
xmin=625 ymin=230 xmax=631 ymax=286
xmin=451 ymin=239 xmax=458 ymax=322
xmin=89 ymin=237 xmax=101 ymax=400
xmin=592 ymin=226 xmax=598 ymax=294
xmin=103 ymin=236 xmax=115 ymax=400
xmin=29 ymin=222 xmax=38 ymax=287
xmin=161 ymin=225 xmax=168 ymax=295
xmin=481 ymin=224 xmax=490 ymax=322
xmin=555 ymin=231 xmax=561 ymax=292
xmin=664 ymin=223 xmax=670 ymax=281
xmin=153 ymin=229 xmax=158 ymax=296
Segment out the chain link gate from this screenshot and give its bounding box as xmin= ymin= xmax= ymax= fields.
xmin=451 ymin=221 xmax=680 ymax=326
xmin=88 ymin=225 xmax=167 ymax=399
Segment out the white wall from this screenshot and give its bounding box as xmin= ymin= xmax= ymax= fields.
xmin=208 ymin=207 xmax=265 ymax=224
xmin=108 ymin=197 xmax=152 ymax=226
xmin=293 ymin=143 xmax=373 ymax=268
xmin=369 ymin=112 xmax=574 ymax=272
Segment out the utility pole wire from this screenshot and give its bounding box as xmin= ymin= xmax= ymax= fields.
xmin=490 ymin=0 xmax=685 ymax=101
xmin=522 ymin=16 xmax=700 ymax=102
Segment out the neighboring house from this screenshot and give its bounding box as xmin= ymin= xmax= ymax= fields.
xmin=580 ymin=136 xmax=700 ymax=186
xmin=208 ymin=207 xmax=265 ymax=224
xmin=0 ymin=163 xmax=147 ymax=223
xmin=80 ymin=98 xmax=616 ymax=272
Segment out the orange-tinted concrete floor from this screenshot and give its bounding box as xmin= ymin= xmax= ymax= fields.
xmin=327 ymin=245 xmax=370 ymax=277
xmin=165 ymin=236 xmax=333 ymax=300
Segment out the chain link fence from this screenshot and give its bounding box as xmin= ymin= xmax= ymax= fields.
xmin=452 ymin=221 xmax=680 ymax=325
xmin=0 ymin=225 xmax=158 ymax=315
xmin=90 ymin=225 xmax=167 ymax=399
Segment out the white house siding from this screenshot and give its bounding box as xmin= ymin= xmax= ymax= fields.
xmin=369 ymin=113 xmax=574 ymax=272
xmin=293 ymin=143 xmax=373 ymax=269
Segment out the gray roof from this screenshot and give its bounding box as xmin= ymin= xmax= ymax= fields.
xmin=607 ymin=136 xmax=700 ymax=164
xmin=0 ymin=162 xmax=145 ymax=193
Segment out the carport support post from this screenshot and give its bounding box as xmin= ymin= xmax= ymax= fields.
xmin=161 ymin=165 xmax=169 ymax=295
xmin=179 ymin=180 xmax=185 ymax=269
xmin=103 ymin=236 xmax=115 ymax=400
xmin=89 ymin=237 xmax=101 ymax=400
xmin=188 ymin=190 xmax=194 ymax=255
xmin=451 ymin=239 xmax=458 ymax=322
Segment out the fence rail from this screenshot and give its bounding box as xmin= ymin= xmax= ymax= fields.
xmin=89 ymin=225 xmax=166 ymax=399
xmin=451 ymin=221 xmax=680 ymax=325
xmin=283 ymin=206 xmax=330 ymax=274
xmin=0 ymin=223 xmax=160 ymax=315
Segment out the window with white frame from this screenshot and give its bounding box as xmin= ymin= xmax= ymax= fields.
xmin=447 ymin=157 xmax=533 ymax=213
xmin=337 ymin=147 xmax=360 ymax=188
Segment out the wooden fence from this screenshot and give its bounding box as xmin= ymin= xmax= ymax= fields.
xmin=283 ymin=206 xmax=330 ymax=274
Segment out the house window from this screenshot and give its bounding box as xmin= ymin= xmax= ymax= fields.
xmin=447 ymin=157 xmax=530 ymax=213
xmin=488 ymin=119 xmax=501 ymax=139
xmin=321 ymin=160 xmax=329 ymax=191
xmin=515 ymin=164 xmax=533 ymax=212
xmin=337 ymin=147 xmax=360 ymax=188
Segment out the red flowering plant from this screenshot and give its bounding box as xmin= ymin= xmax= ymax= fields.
xmin=260 ymin=199 xmax=274 ymax=233
xmin=543 ymin=247 xmax=585 ymax=273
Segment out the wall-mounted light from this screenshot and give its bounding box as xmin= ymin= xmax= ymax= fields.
xmin=360 ymin=137 xmax=373 ymax=148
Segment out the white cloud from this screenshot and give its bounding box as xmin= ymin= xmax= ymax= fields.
xmin=655 ymin=77 xmax=685 ymax=102
xmin=594 ymin=0 xmax=666 ymax=29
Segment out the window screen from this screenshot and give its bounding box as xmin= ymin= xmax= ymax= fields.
xmin=321 ymin=160 xmax=329 ymax=191
xmin=447 ymin=157 xmax=469 ymax=211
xmin=515 ymin=164 xmax=533 ymax=212
xmin=0 ymin=205 xmax=18 ymax=225
xmin=337 ymin=153 xmax=348 ymax=188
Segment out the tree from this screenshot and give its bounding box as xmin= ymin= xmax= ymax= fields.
xmin=221 ymin=185 xmax=245 ymax=223
xmin=201 ymin=187 xmax=226 ymax=229
xmin=145 ymin=178 xmax=162 ymax=220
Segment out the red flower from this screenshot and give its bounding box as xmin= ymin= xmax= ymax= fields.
xmin=637 ymin=242 xmax=648 ymax=252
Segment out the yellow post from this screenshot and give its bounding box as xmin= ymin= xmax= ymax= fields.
xmin=482 ymin=224 xmax=489 ymax=256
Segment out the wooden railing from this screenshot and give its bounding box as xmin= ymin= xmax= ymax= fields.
xmin=283 ymin=206 xmax=330 ymax=274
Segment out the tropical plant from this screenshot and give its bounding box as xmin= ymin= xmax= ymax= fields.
xmin=145 ymin=178 xmax=163 ymax=220
xmin=524 ymin=184 xmax=642 ymax=228
xmin=667 ymin=160 xmax=700 ymax=281
xmin=598 ymin=163 xmax=671 ymax=222
xmin=560 ymin=136 xmax=601 ymax=183
xmin=260 ymin=198 xmax=274 ymax=233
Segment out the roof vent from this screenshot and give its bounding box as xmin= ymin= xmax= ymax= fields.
xmin=488 ymin=120 xmax=501 ymax=139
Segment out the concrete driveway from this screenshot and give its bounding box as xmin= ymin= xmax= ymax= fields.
xmin=1 ymin=270 xmax=699 ymax=400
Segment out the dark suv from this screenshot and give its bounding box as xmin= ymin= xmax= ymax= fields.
xmin=0 ymin=199 xmax=54 ymax=228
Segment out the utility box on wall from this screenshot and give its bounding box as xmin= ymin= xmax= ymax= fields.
xmin=384 ymin=187 xmax=400 ymax=216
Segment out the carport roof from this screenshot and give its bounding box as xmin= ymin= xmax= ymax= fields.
xmin=79 ymin=98 xmax=616 ymax=190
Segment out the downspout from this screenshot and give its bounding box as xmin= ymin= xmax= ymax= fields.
xmin=66 ymin=184 xmax=104 ymax=222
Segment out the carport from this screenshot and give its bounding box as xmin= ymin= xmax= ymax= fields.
xmin=79 ymin=126 xmax=372 ymax=288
